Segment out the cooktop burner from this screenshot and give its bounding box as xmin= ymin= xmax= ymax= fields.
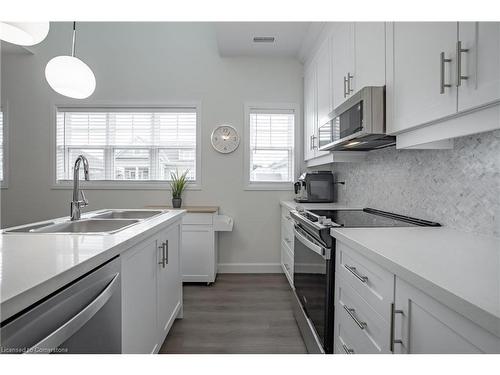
xmin=306 ymin=208 xmax=441 ymax=228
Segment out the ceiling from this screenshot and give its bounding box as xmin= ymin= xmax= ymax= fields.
xmin=214 ymin=22 xmax=315 ymax=58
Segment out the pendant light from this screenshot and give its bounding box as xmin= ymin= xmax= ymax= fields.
xmin=0 ymin=22 xmax=49 ymax=46
xmin=45 ymin=22 xmax=96 ymax=99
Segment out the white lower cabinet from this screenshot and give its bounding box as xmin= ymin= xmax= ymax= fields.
xmin=393 ymin=277 xmax=500 ymax=354
xmin=181 ymin=212 xmax=218 ymax=283
xmin=121 ymin=220 xmax=182 ymax=354
xmin=335 ymin=241 xmax=500 ymax=354
xmin=280 ymin=206 xmax=294 ymax=287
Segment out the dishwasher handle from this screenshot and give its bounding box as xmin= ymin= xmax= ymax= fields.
xmin=26 ymin=273 xmax=120 ymax=354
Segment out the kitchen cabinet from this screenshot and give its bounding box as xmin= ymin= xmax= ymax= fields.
xmin=181 ymin=211 xmax=219 ymax=284
xmin=331 ymin=22 xmax=354 ymax=109
xmin=393 ymin=277 xmax=500 ymax=354
xmin=386 ymin=22 xmax=500 ymax=147
xmin=334 ymin=240 xmax=500 ymax=354
xmin=389 ymin=22 xmax=458 ymax=134
xmin=353 ymin=22 xmax=386 ymax=90
xmin=304 ymin=62 xmax=317 ymax=161
xmin=157 ymin=224 xmax=182 ymax=344
xmin=315 ymin=38 xmax=333 ymax=158
xmin=121 ymin=220 xmax=183 ymax=354
xmin=280 ymin=205 xmax=294 ymax=287
xmin=457 ymin=22 xmax=500 ymax=111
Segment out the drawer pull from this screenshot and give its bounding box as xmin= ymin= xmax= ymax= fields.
xmin=343 ymin=305 xmax=367 ymax=330
xmin=344 ymin=265 xmax=368 ymax=283
xmin=342 ymin=343 xmax=355 ymax=354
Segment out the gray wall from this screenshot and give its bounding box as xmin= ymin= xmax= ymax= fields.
xmin=0 ymin=22 xmax=302 ymax=270
xmin=329 ymin=130 xmax=500 ymax=237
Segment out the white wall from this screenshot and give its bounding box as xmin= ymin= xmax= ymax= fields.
xmin=0 ymin=22 xmax=303 ymax=271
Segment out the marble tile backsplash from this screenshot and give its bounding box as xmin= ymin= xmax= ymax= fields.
xmin=326 ymin=130 xmax=500 ymax=237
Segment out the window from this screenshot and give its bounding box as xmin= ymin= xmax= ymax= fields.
xmin=244 ymin=104 xmax=296 ymax=190
xmin=55 ymin=107 xmax=199 ymax=187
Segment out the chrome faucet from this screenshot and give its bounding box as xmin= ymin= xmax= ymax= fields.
xmin=70 ymin=155 xmax=90 ymax=221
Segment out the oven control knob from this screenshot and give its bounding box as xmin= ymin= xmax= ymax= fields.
xmin=296 ymin=205 xmax=305 ymax=213
xmin=322 ymin=218 xmax=333 ymax=226
xmin=318 ymin=216 xmax=327 ymax=224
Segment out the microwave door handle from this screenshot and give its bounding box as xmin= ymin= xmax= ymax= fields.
xmin=293 ymin=227 xmax=330 ymax=260
xmin=25 ymin=273 xmax=120 ymax=354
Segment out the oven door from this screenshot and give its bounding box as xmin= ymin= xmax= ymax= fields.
xmin=293 ymin=225 xmax=334 ymax=353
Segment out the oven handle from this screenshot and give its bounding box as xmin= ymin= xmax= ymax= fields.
xmin=25 ymin=273 xmax=120 ymax=354
xmin=293 ymin=226 xmax=330 ymax=260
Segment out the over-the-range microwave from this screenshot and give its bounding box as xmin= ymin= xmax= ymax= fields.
xmin=318 ymin=86 xmax=396 ymax=151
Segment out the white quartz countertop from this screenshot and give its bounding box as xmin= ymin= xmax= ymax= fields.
xmin=280 ymin=200 xmax=362 ymax=211
xmin=0 ymin=209 xmax=185 ymax=321
xmin=331 ymin=226 xmax=500 ymax=337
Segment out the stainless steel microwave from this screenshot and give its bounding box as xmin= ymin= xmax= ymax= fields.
xmin=318 ymin=86 xmax=396 ymax=151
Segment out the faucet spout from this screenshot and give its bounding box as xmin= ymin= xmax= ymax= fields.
xmin=71 ymin=155 xmax=90 ymax=221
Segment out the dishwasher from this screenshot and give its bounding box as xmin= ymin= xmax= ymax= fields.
xmin=0 ymin=256 xmax=122 ymax=354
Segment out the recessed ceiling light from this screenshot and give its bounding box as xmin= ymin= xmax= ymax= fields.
xmin=253 ymin=36 xmax=275 ymax=43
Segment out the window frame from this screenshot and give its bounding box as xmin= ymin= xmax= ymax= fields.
xmin=50 ymin=102 xmax=202 ymax=190
xmin=243 ymin=102 xmax=299 ymax=191
xmin=1 ymin=102 xmax=10 ymax=189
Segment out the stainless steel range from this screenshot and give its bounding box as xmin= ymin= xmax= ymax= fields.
xmin=290 ymin=206 xmax=440 ymax=354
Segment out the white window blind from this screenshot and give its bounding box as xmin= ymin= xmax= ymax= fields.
xmin=0 ymin=111 xmax=3 ymax=182
xmin=249 ymin=109 xmax=295 ymax=183
xmin=56 ymin=108 xmax=197 ymax=182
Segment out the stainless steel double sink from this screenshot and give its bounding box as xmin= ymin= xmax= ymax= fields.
xmin=3 ymin=210 xmax=165 ymax=235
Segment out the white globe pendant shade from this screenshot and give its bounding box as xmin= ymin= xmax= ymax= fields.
xmin=45 ymin=55 xmax=96 ymax=99
xmin=0 ymin=22 xmax=49 ymax=46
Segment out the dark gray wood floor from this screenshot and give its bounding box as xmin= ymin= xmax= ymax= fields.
xmin=159 ymin=273 xmax=307 ymax=354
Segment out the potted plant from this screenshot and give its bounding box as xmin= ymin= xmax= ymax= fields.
xmin=170 ymin=169 xmax=189 ymax=208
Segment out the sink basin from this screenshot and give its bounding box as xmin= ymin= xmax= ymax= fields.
xmin=92 ymin=210 xmax=164 ymax=220
xmin=3 ymin=222 xmax=57 ymax=233
xmin=32 ymin=219 xmax=140 ymax=234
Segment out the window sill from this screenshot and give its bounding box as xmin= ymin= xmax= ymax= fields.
xmin=244 ymin=183 xmax=293 ymax=191
xmin=51 ymin=181 xmax=202 ymax=191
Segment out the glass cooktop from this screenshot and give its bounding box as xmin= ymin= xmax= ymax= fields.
xmin=307 ymin=208 xmax=441 ymax=228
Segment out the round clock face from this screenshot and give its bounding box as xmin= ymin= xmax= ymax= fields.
xmin=211 ymin=125 xmax=240 ymax=154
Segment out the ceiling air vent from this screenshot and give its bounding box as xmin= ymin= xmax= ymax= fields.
xmin=253 ymin=36 xmax=275 ymax=43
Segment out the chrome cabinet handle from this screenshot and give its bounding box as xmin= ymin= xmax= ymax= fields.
xmin=347 ymin=72 xmax=354 ymax=95
xmin=158 ymin=241 xmax=166 ymax=268
xmin=440 ymin=52 xmax=452 ymax=94
xmin=311 ymin=135 xmax=317 ymax=150
xmin=343 ymin=304 xmax=367 ymax=330
xmin=164 ymin=240 xmax=169 ymax=265
xmin=390 ymin=303 xmax=404 ymax=352
xmin=456 ymin=40 xmax=469 ymax=87
xmin=342 ymin=343 xmax=355 ymax=354
xmin=343 ymin=76 xmax=348 ymax=98
xmin=309 ymin=135 xmax=314 ymax=150
xmin=344 ymin=265 xmax=368 ymax=283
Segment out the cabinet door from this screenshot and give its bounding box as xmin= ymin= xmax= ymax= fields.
xmin=394 ymin=277 xmax=499 ymax=354
xmin=304 ymin=63 xmax=317 ymax=161
xmin=315 ymin=37 xmax=332 ymax=158
xmin=181 ymin=224 xmax=214 ymax=282
xmin=122 ymin=237 xmax=159 ymax=354
xmin=157 ymin=223 xmax=182 ymax=342
xmin=353 ymin=22 xmax=386 ymax=90
xmin=390 ymin=22 xmax=458 ymax=133
xmin=458 ymin=22 xmax=500 ymax=111
xmin=331 ymin=22 xmax=354 ymax=109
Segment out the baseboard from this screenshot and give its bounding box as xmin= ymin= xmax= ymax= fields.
xmin=217 ymin=262 xmax=282 ymax=273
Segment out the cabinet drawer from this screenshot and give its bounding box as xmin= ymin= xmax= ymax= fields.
xmin=281 ymin=220 xmax=294 ymax=252
xmin=182 ymin=213 xmax=213 ymax=225
xmin=337 ymin=242 xmax=394 ymax=320
xmin=281 ymin=242 xmax=294 ymax=287
xmin=335 ymin=277 xmax=390 ymax=354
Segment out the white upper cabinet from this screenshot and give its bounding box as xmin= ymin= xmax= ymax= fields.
xmin=353 ymin=22 xmax=386 ymax=91
xmin=304 ymin=62 xmax=317 ymax=161
xmin=315 ymin=38 xmax=332 ymax=157
xmin=389 ymin=22 xmax=458 ymax=134
xmin=331 ymin=22 xmax=355 ymax=109
xmin=457 ymin=22 xmax=500 ymax=112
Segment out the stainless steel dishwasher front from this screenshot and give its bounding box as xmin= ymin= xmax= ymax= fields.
xmin=0 ymin=256 xmax=122 ymax=354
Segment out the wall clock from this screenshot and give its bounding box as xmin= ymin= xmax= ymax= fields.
xmin=211 ymin=125 xmax=240 ymax=154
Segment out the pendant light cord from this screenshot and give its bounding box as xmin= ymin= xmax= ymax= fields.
xmin=71 ymin=21 xmax=76 ymax=57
